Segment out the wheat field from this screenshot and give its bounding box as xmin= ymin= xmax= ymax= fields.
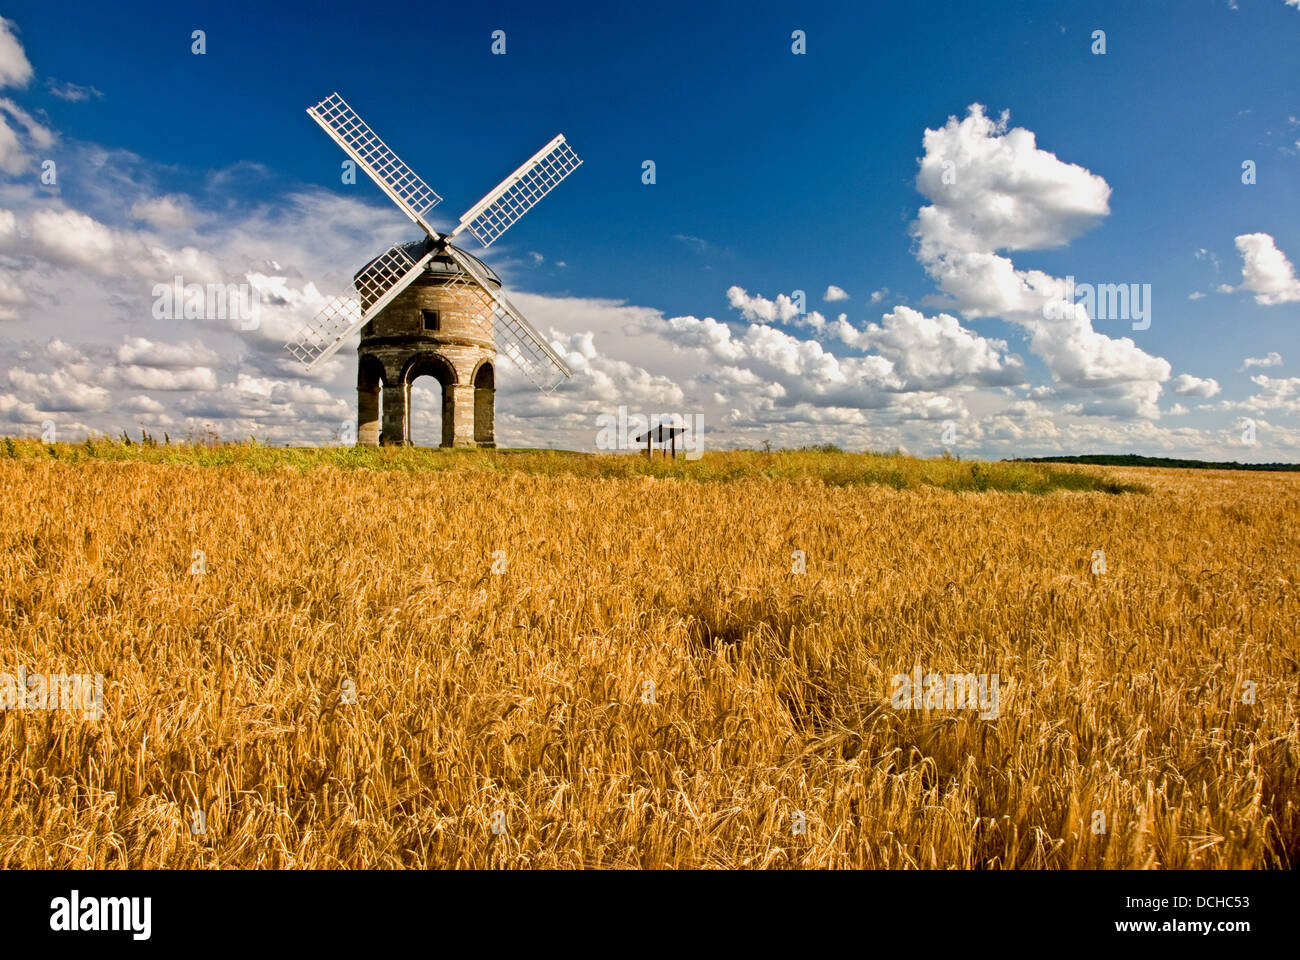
xmin=0 ymin=443 xmax=1296 ymax=868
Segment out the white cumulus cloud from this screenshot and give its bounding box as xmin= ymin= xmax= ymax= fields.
xmin=1227 ymin=233 xmax=1300 ymax=305
xmin=130 ymin=195 xmax=194 ymax=230
xmin=0 ymin=18 xmax=32 ymax=89
xmin=911 ymin=104 xmax=1170 ymax=418
xmin=1242 ymin=352 xmax=1283 ymax=370
xmin=1171 ymin=374 xmax=1221 ymax=398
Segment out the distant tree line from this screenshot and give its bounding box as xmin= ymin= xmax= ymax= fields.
xmin=1010 ymin=454 xmax=1300 ymax=472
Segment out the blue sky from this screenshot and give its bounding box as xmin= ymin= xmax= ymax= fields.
xmin=0 ymin=0 xmax=1297 ymax=457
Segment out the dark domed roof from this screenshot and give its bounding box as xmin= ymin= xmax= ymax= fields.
xmin=354 ymin=238 xmax=501 ymax=286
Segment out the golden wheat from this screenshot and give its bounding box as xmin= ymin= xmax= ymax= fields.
xmin=0 ymin=452 xmax=1296 ymax=868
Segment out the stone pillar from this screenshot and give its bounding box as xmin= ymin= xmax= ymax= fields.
xmin=441 ymin=387 xmax=455 ymax=447
xmin=381 ymin=378 xmax=407 ymax=445
xmin=449 ymin=384 xmax=477 ymax=446
xmin=357 ymin=382 xmax=380 ymax=446
xmin=474 ymin=385 xmax=494 ymax=446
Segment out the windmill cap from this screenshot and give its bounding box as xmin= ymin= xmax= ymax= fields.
xmin=353 ymin=238 xmax=501 ymax=286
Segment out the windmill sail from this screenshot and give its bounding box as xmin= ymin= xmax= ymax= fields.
xmin=285 ymin=244 xmax=433 ymax=371
xmin=284 ymin=295 xmax=361 ymax=369
xmin=290 ymin=92 xmax=579 ymax=396
xmin=445 ymin=245 xmax=572 ymax=392
xmin=306 ymin=93 xmax=443 ymax=236
xmin=452 ymin=135 xmax=582 ymax=249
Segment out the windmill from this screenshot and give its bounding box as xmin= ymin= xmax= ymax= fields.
xmin=285 ymin=93 xmax=581 ymax=446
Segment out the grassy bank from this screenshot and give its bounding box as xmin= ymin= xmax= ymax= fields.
xmin=0 ymin=436 xmax=1144 ymax=494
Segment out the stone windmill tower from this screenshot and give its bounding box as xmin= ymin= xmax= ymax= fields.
xmin=354 ymin=238 xmax=500 ymax=447
xmin=285 ymin=93 xmax=582 ymax=447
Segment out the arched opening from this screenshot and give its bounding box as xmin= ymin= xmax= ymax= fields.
xmin=357 ymin=354 xmax=385 ymax=446
xmin=473 ymin=360 xmax=495 ymax=446
xmin=404 ymin=355 xmax=456 ymax=447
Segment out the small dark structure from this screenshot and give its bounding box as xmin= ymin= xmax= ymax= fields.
xmin=635 ymin=423 xmax=687 ymax=458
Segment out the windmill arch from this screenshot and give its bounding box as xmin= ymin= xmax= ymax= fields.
xmin=402 ymin=353 xmax=457 ymax=447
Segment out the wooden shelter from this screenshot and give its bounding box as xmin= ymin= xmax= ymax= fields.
xmin=634 ymin=423 xmax=687 ymax=458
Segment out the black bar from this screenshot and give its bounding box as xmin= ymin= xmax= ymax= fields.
xmin=0 ymin=869 xmax=1280 ymax=948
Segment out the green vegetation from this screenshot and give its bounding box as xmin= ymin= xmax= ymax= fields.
xmin=1014 ymin=453 xmax=1300 ymax=472
xmin=0 ymin=436 xmax=1144 ymax=494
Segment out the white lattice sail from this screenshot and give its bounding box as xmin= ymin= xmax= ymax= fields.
xmin=306 ymin=93 xmax=443 ymax=234
xmin=355 ymin=243 xmax=418 ymax=310
xmin=285 ymin=295 xmax=362 ymax=368
xmin=445 ymin=246 xmax=572 ymax=392
xmin=454 ymin=135 xmax=582 ymax=248
xmin=488 ymin=295 xmax=571 ymax=393
xmin=286 ymin=244 xmax=434 ymax=371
